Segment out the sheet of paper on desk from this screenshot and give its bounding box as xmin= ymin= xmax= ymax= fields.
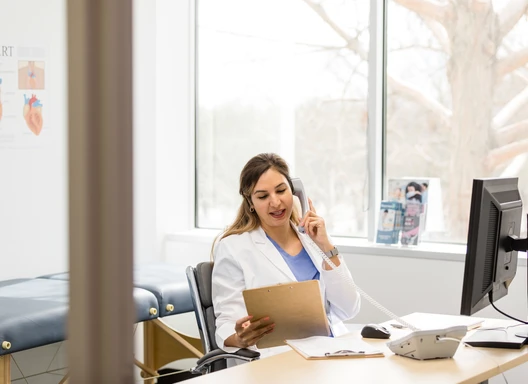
xmin=285 ymin=336 xmax=384 ymax=360
xmin=392 ymin=313 xmax=485 ymax=330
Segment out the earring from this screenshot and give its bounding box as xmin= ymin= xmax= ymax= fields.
xmin=250 ymin=207 xmax=255 ymax=212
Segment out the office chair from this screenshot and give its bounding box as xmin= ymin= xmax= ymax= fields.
xmin=185 ymin=262 xmax=260 ymax=375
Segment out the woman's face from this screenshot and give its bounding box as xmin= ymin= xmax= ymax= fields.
xmin=250 ymin=168 xmax=293 ymax=232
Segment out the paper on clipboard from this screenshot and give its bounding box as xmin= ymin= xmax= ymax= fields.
xmin=242 ymin=280 xmax=330 ymax=349
xmin=285 ymin=336 xmax=384 ymax=360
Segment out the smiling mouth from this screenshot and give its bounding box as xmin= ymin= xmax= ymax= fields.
xmin=270 ymin=209 xmax=286 ymax=219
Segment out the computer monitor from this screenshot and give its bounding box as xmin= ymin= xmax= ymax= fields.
xmin=460 ymin=177 xmax=528 ymax=339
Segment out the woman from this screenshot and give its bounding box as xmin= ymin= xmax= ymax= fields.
xmin=405 ymin=181 xmax=423 ymax=203
xmin=211 ymin=153 xmax=361 ymax=363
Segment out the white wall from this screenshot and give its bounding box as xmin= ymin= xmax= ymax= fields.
xmin=134 ymin=0 xmax=158 ymax=263
xmin=0 ymin=0 xmax=68 ymax=280
xmin=0 ymin=0 xmax=160 ymax=280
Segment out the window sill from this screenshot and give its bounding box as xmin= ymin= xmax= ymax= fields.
xmin=165 ymin=229 xmax=527 ymax=267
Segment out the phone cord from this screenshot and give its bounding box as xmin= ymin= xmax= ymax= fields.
xmin=304 ymin=235 xmax=420 ymax=332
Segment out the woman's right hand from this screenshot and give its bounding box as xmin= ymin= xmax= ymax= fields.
xmin=226 ymin=315 xmax=275 ymax=348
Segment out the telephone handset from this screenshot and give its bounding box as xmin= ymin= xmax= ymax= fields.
xmin=291 ymin=177 xmax=309 ymax=234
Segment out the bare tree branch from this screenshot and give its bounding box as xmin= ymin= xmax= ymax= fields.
xmin=422 ymin=17 xmax=450 ymax=53
xmin=494 ymin=119 xmax=528 ymax=146
xmin=514 ymin=68 xmax=528 ymax=83
xmin=393 ymin=0 xmax=453 ymax=27
xmin=211 ymin=28 xmax=344 ymax=51
xmin=497 ymin=43 xmax=528 ymax=82
xmin=391 ymin=43 xmax=446 ymax=53
xmin=500 ymin=153 xmax=528 ymax=177
xmin=498 ymin=0 xmax=528 ymax=40
xmin=492 ymin=86 xmax=528 ymax=128
xmin=486 ymin=138 xmax=528 ymax=170
xmin=303 ymin=0 xmax=367 ymax=60
xmin=496 ymin=47 xmax=528 ymax=78
xmin=388 ymin=75 xmax=451 ymax=124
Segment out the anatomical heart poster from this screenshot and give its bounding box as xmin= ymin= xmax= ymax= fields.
xmin=0 ymin=44 xmax=49 ymax=148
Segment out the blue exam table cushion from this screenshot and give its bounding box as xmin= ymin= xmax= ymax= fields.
xmin=0 ymin=279 xmax=159 ymax=355
xmin=36 ymin=274 xmax=159 ymax=322
xmin=0 ymin=279 xmax=68 ymax=355
xmin=40 ymin=262 xmax=193 ymax=317
xmin=133 ymin=262 xmax=193 ymax=316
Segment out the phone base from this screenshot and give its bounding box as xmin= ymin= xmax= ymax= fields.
xmin=386 ymin=326 xmax=467 ymax=360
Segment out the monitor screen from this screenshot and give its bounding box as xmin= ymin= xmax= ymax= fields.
xmin=460 ymin=178 xmax=523 ymax=316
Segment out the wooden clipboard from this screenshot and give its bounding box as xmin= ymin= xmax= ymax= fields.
xmin=242 ymin=280 xmax=330 ymax=349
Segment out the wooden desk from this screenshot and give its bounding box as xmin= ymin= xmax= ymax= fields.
xmin=187 ymin=318 xmax=528 ymax=384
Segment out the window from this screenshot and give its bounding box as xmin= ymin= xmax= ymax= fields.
xmin=387 ymin=0 xmax=528 ymax=243
xmin=196 ymin=0 xmax=370 ymax=236
xmin=196 ymin=0 xmax=528 ymax=243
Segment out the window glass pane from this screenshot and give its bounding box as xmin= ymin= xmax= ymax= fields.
xmin=387 ymin=0 xmax=528 ymax=243
xmin=196 ymin=0 xmax=370 ymax=236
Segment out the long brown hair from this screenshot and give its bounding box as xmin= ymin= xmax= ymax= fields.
xmin=210 ymin=153 xmax=300 ymax=259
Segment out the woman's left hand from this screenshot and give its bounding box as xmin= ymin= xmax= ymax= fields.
xmin=299 ymin=198 xmax=334 ymax=253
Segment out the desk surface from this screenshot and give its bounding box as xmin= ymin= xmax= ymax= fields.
xmin=188 ymin=318 xmax=528 ymax=384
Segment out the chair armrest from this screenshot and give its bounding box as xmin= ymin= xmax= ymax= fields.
xmin=191 ymin=348 xmax=260 ymax=375
xmin=232 ymin=348 xmax=260 ymax=359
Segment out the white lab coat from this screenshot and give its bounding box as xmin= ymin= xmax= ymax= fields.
xmin=211 ymin=223 xmax=361 ymax=363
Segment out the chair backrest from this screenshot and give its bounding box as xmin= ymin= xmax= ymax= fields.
xmin=186 ymin=262 xmax=227 ymax=371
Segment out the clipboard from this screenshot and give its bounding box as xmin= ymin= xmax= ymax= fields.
xmin=242 ymin=280 xmax=330 ymax=349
